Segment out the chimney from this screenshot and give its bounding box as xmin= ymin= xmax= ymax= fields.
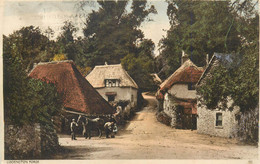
xmin=181 ymin=50 xmax=189 ymax=65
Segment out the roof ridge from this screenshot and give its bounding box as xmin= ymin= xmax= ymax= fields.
xmin=28 ymin=60 xmax=74 ymax=76
xmin=36 ymin=60 xmax=74 ymax=65
xmin=94 ymin=64 xmax=121 ymax=68
xmin=159 ymin=58 xmax=202 ymax=90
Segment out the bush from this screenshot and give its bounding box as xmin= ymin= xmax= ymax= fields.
xmin=156 ymin=111 xmax=171 ymax=126
xmin=237 ymin=106 xmax=259 ymax=145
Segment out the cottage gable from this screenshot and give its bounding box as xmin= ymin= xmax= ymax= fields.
xmin=156 ymin=54 xmax=204 ymax=130
xmin=196 ymin=53 xmax=240 ymax=138
xmin=29 ymin=60 xmax=115 ymax=115
xmin=157 ymin=59 xmax=204 ymax=100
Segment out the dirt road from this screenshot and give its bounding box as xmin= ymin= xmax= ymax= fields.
xmin=55 ymin=94 xmax=258 ymax=159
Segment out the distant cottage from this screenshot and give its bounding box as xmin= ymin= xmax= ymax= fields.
xmin=86 ymin=64 xmax=138 ymax=117
xmin=29 ymin=60 xmax=115 ymax=132
xmin=196 ymin=53 xmax=240 ymax=138
xmin=157 ymin=51 xmax=204 ymax=129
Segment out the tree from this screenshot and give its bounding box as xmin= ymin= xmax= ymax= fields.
xmin=121 ymin=39 xmax=157 ymax=91
xmin=52 ymin=54 xmax=68 ymax=61
xmin=158 ymin=1 xmax=242 ymax=79
xmin=82 ymin=0 xmax=157 ymax=67
xmin=195 ymin=0 xmax=258 ymax=143
xmin=3 ymin=31 xmax=62 ymax=126
xmin=56 ymin=21 xmax=78 ymax=61
xmin=3 ymin=26 xmax=55 ymax=72
xmin=195 ymin=0 xmax=258 ymax=112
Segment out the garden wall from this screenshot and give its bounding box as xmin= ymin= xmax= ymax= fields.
xmin=5 ymin=123 xmax=60 ymax=159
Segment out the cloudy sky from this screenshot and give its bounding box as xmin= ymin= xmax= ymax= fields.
xmin=2 ymin=0 xmax=170 ymax=56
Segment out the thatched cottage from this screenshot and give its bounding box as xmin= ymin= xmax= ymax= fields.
xmin=196 ymin=53 xmax=240 ymax=138
xmin=86 ymin=64 xmax=138 ymax=117
xmin=29 ymin=60 xmax=115 ymax=132
xmin=156 ymin=51 xmax=204 ymax=129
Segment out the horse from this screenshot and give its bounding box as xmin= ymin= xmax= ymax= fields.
xmin=77 ymin=115 xmax=105 ymax=139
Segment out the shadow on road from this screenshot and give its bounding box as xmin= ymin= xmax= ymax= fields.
xmin=53 ymin=145 xmax=111 ymax=159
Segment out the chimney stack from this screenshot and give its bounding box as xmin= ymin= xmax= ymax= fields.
xmin=181 ymin=50 xmax=189 ymax=65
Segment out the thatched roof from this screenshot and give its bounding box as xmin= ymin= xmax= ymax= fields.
xmin=29 ymin=60 xmax=115 ymax=115
xmin=156 ymin=59 xmax=204 ymax=99
xmin=86 ymin=64 xmax=138 ymax=89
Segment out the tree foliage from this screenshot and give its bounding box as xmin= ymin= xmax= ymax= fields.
xmin=3 ymin=26 xmax=58 ymax=72
xmin=158 ymin=1 xmax=243 ymax=79
xmin=3 ymin=32 xmax=62 ymax=126
xmin=56 ymin=21 xmax=78 ymax=61
xmin=159 ymin=0 xmax=258 ymax=112
xmin=195 ymin=1 xmax=259 ymax=112
xmin=82 ymin=0 xmax=156 ymax=67
xmin=121 ymin=39 xmax=157 ymax=91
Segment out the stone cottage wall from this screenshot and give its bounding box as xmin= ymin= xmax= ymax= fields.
xmin=5 ymin=123 xmax=60 ymax=159
xmin=163 ymin=93 xmax=177 ymax=127
xmin=196 ymin=57 xmax=240 ymax=138
xmin=197 ymin=101 xmax=239 ymax=138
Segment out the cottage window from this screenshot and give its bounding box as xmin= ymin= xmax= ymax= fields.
xmin=107 ymin=95 xmax=115 ymax=102
xmin=188 ymin=83 xmax=195 ymax=90
xmin=105 ymin=79 xmax=120 ymax=87
xmin=216 ymin=113 xmax=222 ymax=126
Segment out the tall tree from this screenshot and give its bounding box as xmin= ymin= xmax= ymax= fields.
xmin=3 ymin=36 xmax=62 ymax=126
xmin=3 ymin=26 xmax=55 ymax=72
xmin=158 ymin=1 xmax=242 ymax=79
xmin=56 ymin=21 xmax=78 ymax=61
xmin=121 ymin=39 xmax=157 ymax=91
xmin=82 ymin=0 xmax=156 ymax=67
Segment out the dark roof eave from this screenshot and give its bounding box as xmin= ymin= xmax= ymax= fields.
xmin=94 ymin=86 xmax=138 ymax=90
xmin=196 ymin=55 xmax=216 ymax=86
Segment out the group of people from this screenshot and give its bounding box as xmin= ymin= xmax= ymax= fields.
xmin=70 ymin=115 xmax=118 ymax=140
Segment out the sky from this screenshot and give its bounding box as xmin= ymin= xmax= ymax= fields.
xmin=2 ymin=0 xmax=170 ymax=56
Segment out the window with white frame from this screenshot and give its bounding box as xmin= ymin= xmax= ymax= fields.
xmin=104 ymin=79 xmax=120 ymax=87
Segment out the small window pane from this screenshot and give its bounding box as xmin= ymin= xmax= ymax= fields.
xmin=188 ymin=83 xmax=195 ymax=90
xmin=216 ymin=113 xmax=222 ymax=126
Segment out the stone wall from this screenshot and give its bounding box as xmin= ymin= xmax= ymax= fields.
xmin=196 ymin=57 xmax=240 ymax=138
xmin=162 ymin=93 xmax=178 ymax=128
xmin=197 ymin=98 xmax=240 ymax=138
xmin=5 ymin=123 xmax=60 ymax=159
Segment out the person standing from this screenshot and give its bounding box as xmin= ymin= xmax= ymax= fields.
xmin=104 ymin=121 xmax=114 ymax=138
xmin=70 ymin=118 xmax=78 ymax=140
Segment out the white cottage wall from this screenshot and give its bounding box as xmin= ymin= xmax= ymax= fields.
xmin=96 ymin=87 xmax=138 ymax=107
xmin=168 ymin=84 xmax=196 ymax=99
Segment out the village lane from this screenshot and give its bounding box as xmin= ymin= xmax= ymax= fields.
xmin=55 ymin=94 xmax=258 ymax=159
